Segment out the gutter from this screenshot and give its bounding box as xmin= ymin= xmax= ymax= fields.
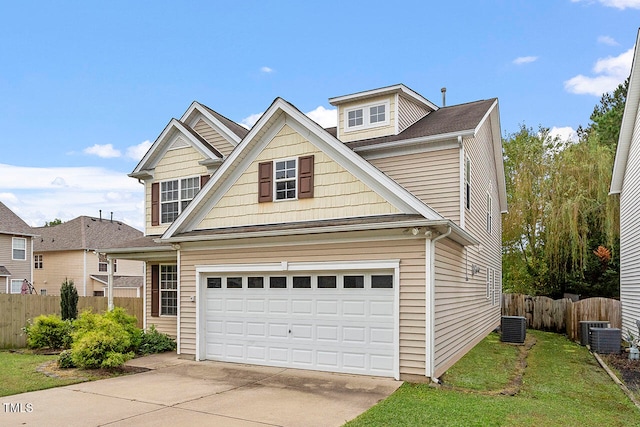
xmin=352 ymin=130 xmax=475 ymax=154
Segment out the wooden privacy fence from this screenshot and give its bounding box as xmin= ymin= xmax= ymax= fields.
xmin=0 ymin=294 xmax=143 ymax=349
xmin=502 ymin=293 xmax=621 ymax=342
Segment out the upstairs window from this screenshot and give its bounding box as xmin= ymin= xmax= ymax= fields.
xmin=160 ymin=177 xmax=201 ymax=223
xmin=344 ymin=101 xmax=389 ymax=132
xmin=486 ymin=192 xmax=493 ymax=234
xmin=12 ymin=238 xmax=26 ymax=260
xmin=98 ymin=254 xmax=117 ymax=272
xmin=275 ymin=159 xmax=297 ymax=200
xmin=34 ymin=254 xmax=43 ymax=269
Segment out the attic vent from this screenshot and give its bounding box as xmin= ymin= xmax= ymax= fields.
xmin=579 ymin=321 xmax=610 ymax=346
xmin=501 ymin=316 xmax=526 ymax=344
xmin=589 ymin=328 xmax=621 ymax=354
xmin=170 ymin=137 xmax=189 ymax=149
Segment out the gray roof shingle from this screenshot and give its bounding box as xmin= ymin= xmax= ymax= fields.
xmin=200 ymin=104 xmax=250 ymax=139
xmin=90 ymin=275 xmax=143 ymax=288
xmin=0 ymin=202 xmax=36 ymax=236
xmin=33 ymin=216 xmax=143 ymax=252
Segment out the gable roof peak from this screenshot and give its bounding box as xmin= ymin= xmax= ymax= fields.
xmin=0 ymin=202 xmax=36 ymax=236
xmin=328 ymin=83 xmax=438 ymax=111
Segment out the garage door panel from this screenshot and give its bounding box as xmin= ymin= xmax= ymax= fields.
xmin=205 ymin=270 xmax=396 ymax=377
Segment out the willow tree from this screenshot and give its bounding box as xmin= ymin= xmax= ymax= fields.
xmin=502 ymin=125 xmax=560 ymax=295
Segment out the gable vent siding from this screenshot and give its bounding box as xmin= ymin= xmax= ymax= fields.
xmin=151 ymin=264 xmax=159 ymax=317
xmin=398 ymin=95 xmax=431 ymax=133
xmin=194 ymin=119 xmax=236 ymax=157
xmin=151 ymin=182 xmax=160 ymax=226
xmin=298 ymin=155 xmax=314 ymax=199
xmin=258 ymin=161 xmax=273 ymax=203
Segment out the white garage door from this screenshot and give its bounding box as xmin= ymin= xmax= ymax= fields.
xmin=204 ymin=271 xmax=396 ymax=377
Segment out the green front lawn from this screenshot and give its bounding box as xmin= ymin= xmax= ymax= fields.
xmin=0 ymin=351 xmax=84 ymax=397
xmin=345 ymin=330 xmax=640 ymax=427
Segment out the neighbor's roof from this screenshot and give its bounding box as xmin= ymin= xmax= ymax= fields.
xmin=0 ymin=266 xmax=11 ymax=276
xmin=345 ymin=99 xmax=497 ymax=149
xmin=90 ymin=275 xmax=143 ymax=288
xmin=33 ymin=216 xmax=143 ymax=252
xmin=0 ymin=202 xmax=36 ymax=236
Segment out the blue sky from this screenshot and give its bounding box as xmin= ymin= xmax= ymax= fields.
xmin=1 ymin=0 xmax=639 ymax=230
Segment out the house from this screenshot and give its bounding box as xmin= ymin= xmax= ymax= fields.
xmin=103 ymin=84 xmax=507 ymax=381
xmin=0 ymin=202 xmax=37 ymax=294
xmin=33 ymin=215 xmax=144 ymax=297
xmin=610 ymin=28 xmax=640 ymax=335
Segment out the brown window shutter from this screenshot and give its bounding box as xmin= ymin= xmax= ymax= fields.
xmin=258 ymin=161 xmax=273 ymax=203
xmin=298 ymin=155 xmax=314 ymax=199
xmin=200 ymin=174 xmax=210 ymax=188
xmin=151 ymin=264 xmax=159 ymax=317
xmin=151 ymin=182 xmax=160 ymax=226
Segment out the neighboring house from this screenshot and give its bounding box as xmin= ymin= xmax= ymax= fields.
xmin=104 ymin=84 xmax=507 ymax=381
xmin=0 ymin=202 xmax=37 ymax=294
xmin=610 ymin=28 xmax=640 ymax=335
xmin=33 ymin=215 xmax=144 ymax=297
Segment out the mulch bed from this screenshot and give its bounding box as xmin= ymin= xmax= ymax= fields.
xmin=601 ymin=353 xmax=640 ymax=392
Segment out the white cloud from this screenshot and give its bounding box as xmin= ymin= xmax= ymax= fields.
xmin=513 ymin=56 xmax=538 ymax=65
xmin=83 ymin=143 xmax=121 ymax=158
xmin=598 ymin=35 xmax=619 ymax=46
xmin=260 ymin=66 xmax=274 ymax=73
xmin=550 ymin=126 xmax=579 ymax=143
xmin=0 ymin=163 xmax=143 ymax=229
xmin=126 ymin=140 xmax=152 ymax=161
xmin=573 ymin=0 xmax=640 ymax=9
xmin=564 ymin=46 xmax=633 ymax=96
xmin=240 ymin=112 xmax=264 ymax=129
xmin=306 ymin=106 xmax=337 ymax=128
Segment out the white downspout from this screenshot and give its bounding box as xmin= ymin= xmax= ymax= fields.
xmin=83 ymin=250 xmax=87 ymax=296
xmin=107 ymin=257 xmax=114 ymax=311
xmin=425 ymin=226 xmax=452 ymax=381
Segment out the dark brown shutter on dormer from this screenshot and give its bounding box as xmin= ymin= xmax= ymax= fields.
xmin=200 ymin=175 xmax=210 ymax=188
xmin=151 ymin=183 xmax=160 ymax=226
xmin=151 ymin=264 xmax=159 ymax=317
xmin=258 ymin=161 xmax=273 ymax=203
xmin=298 ymin=155 xmax=314 ymax=199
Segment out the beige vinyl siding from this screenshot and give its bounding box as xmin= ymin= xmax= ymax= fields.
xmin=432 ymin=118 xmax=502 ymax=377
xmin=196 ymin=125 xmax=399 ymax=230
xmin=146 ymin=146 xmax=211 ymax=235
xmin=144 ymin=261 xmax=177 ymax=338
xmin=193 ymin=118 xmax=236 ymax=157
xmin=33 ymin=250 xmax=85 ymax=296
xmin=178 ymin=234 xmax=427 ymax=378
xmin=0 ymin=234 xmax=33 ymax=292
xmin=397 ymin=94 xmax=430 ymax=133
xmin=620 ymin=103 xmax=640 ymax=334
xmin=110 ymin=287 xmax=140 ymax=298
xmin=370 ymin=148 xmax=460 ymax=223
xmin=338 ymin=94 xmax=397 ymax=143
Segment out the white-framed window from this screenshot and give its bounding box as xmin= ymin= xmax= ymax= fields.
xmin=486 ymin=192 xmax=493 ymax=234
xmin=161 ymin=177 xmax=201 ymax=223
xmin=11 ymin=279 xmax=23 ymax=294
xmin=344 ymin=100 xmax=389 ymax=132
xmin=464 ymin=155 xmax=471 ymax=210
xmin=98 ymin=254 xmax=116 ymax=272
xmin=12 ymin=237 xmax=26 ymax=261
xmin=275 ymin=158 xmax=297 ymax=201
xmin=160 ymin=264 xmax=178 ymax=316
xmin=34 ymin=254 xmax=43 ymax=269
xmin=493 ymin=272 xmax=501 ymax=306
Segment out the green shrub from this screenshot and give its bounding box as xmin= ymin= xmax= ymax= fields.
xmin=24 ymin=315 xmax=73 ymax=350
xmin=60 ymin=278 xmax=78 ymax=320
xmin=139 ymin=325 xmax=176 ymax=355
xmin=70 ymin=309 xmax=138 ymax=369
xmin=58 ymin=349 xmax=75 ymax=368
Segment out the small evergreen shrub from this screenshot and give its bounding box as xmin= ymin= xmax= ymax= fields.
xmin=70 ymin=309 xmax=137 ymax=369
xmin=58 ymin=349 xmax=76 ymax=368
xmin=138 ymin=325 xmax=176 ymax=355
xmin=60 ymin=278 xmax=78 ymax=320
xmin=24 ymin=314 xmax=73 ymax=350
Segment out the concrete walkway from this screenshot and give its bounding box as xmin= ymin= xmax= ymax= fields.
xmin=1 ymin=353 xmax=401 ymax=426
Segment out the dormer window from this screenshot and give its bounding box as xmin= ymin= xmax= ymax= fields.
xmin=344 ymin=101 xmax=389 ymax=132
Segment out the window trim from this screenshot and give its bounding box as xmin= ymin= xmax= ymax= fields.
xmin=274 ymin=157 xmax=298 ymax=201
xmin=160 ymin=264 xmax=178 ymax=316
xmin=12 ymin=237 xmax=26 ymax=261
xmin=486 ymin=192 xmax=493 ymax=234
xmin=343 ymin=100 xmax=390 ymax=133
xmin=34 ymin=254 xmax=43 ymax=269
xmin=160 ymin=175 xmax=201 ymax=224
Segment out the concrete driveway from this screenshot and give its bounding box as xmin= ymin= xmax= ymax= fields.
xmin=1 ymin=353 xmax=401 ymax=427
